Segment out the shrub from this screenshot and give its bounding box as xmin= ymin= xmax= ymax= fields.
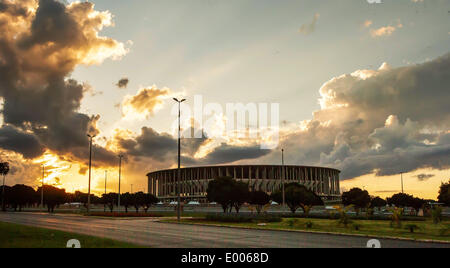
xmin=389 ymin=207 xmax=404 ymax=228
xmin=438 ymin=225 xmax=450 ymax=236
xmin=404 ymin=224 xmax=419 ymax=233
xmin=205 ymin=213 xmax=282 ymax=223
xmin=431 ymin=206 xmax=443 ymax=224
xmin=286 ymin=218 xmax=298 ymax=227
xmin=305 ymin=221 xmax=313 ymax=229
xmin=334 ymin=205 xmax=353 ymax=227
xmin=352 ymin=223 xmax=362 ymax=231
xmin=89 ymin=212 xmax=164 ymax=217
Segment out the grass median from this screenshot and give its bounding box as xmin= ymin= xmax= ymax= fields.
xmin=0 ymin=221 xmax=145 ymax=248
xmin=163 ymin=217 xmax=450 ymax=242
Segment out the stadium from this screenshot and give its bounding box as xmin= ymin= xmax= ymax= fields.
xmin=147 ymin=165 xmax=341 ymax=203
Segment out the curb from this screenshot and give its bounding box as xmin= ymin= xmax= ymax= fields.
xmin=160 ymin=220 xmax=450 ymax=245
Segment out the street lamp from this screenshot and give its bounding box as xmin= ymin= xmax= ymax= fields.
xmin=281 ymin=149 xmax=285 ymax=207
xmin=87 ymin=134 xmax=96 ymax=214
xmin=173 ymin=98 xmax=186 ymax=222
xmin=104 ymin=170 xmax=107 ymax=212
xmin=41 ymin=165 xmax=45 ymax=212
xmin=400 ymin=172 xmax=404 ymax=194
xmin=118 ymin=154 xmax=124 ymax=211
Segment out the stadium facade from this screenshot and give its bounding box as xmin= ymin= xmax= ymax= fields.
xmin=147 ymin=165 xmax=341 ymax=202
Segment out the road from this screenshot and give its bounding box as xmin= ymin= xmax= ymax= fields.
xmin=0 ymin=212 xmax=447 ymax=248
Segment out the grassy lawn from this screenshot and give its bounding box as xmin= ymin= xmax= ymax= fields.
xmin=0 ymin=222 xmax=145 ymax=248
xmin=165 ymin=217 xmax=450 ymax=242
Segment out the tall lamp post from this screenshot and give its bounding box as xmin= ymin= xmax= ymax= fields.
xmin=87 ymin=134 xmax=96 ymax=214
xmin=118 ymin=154 xmax=124 ymax=211
xmin=281 ymin=149 xmax=285 ymax=207
xmin=104 ymin=170 xmax=107 ymax=212
xmin=173 ymin=98 xmax=186 ymax=222
xmin=400 ymin=172 xmax=404 ymax=194
xmin=41 ymin=165 xmax=45 ymax=212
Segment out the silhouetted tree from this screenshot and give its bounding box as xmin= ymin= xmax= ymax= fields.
xmin=207 ymin=177 xmax=235 ymax=213
xmin=387 ymin=193 xmax=415 ymax=208
xmin=142 ymin=193 xmax=158 ymax=213
xmin=342 ymin=188 xmax=371 ymax=215
xmin=121 ymin=192 xmax=132 ymax=213
xmin=272 ymin=183 xmax=323 ymax=214
xmin=438 ymin=180 xmax=450 ymax=206
xmin=0 ymin=162 xmax=10 ymax=211
xmin=411 ymin=197 xmax=426 ymax=215
xmin=249 ymin=191 xmax=270 ymax=214
xmin=9 ymin=184 xmax=37 ymax=211
xmin=370 ymin=196 xmax=387 ymax=210
xmin=230 ymin=181 xmax=249 ymax=213
xmin=0 ymin=185 xmax=11 ymax=211
xmin=102 ymin=193 xmax=116 ymax=212
xmin=37 ymin=185 xmax=66 ymax=212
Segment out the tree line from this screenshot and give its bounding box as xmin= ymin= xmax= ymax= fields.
xmin=0 ymin=184 xmax=158 ymax=213
xmin=206 ymin=176 xmax=324 ymax=214
xmin=341 ymin=181 xmax=450 ymax=216
xmin=207 ymin=177 xmax=450 ymax=215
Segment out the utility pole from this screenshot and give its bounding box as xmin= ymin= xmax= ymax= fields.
xmin=118 ymin=154 xmax=124 ymax=211
xmin=87 ymin=134 xmax=96 ymax=214
xmin=173 ymin=98 xmax=186 ymax=222
xmin=281 ymin=149 xmax=285 ymax=207
xmin=41 ymin=165 xmax=44 ymax=212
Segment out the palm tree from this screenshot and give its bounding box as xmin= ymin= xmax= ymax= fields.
xmin=1 ymin=162 xmax=10 ymax=211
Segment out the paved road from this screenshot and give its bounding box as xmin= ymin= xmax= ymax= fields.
xmin=0 ymin=212 xmax=447 ymax=248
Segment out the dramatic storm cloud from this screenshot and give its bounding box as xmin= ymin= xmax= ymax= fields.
xmin=259 ymin=54 xmax=450 ymax=180
xmin=0 ymin=0 xmax=127 ymax=166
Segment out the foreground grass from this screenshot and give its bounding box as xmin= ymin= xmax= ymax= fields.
xmin=0 ymin=222 xmax=145 ymax=248
xmin=165 ymin=217 xmax=450 ymax=242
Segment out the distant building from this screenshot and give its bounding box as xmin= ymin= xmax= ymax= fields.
xmin=147 ymin=165 xmax=341 ymax=203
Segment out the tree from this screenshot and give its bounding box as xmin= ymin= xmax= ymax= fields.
xmin=207 ymin=177 xmax=235 ymax=213
xmin=230 ymin=181 xmax=249 ymax=213
xmin=249 ymin=191 xmax=270 ymax=214
xmin=410 ymin=197 xmax=425 ymax=215
xmin=9 ymin=184 xmax=37 ymax=211
xmin=142 ymin=193 xmax=158 ymax=212
xmin=133 ymin=192 xmax=147 ymax=212
xmin=37 ymin=185 xmax=66 ymax=212
xmin=370 ymin=196 xmax=387 ymax=210
xmin=438 ymin=180 xmax=450 ymax=206
xmin=0 ymin=185 xmax=11 ymax=211
xmin=102 ymin=193 xmax=116 ymax=212
xmin=387 ymin=193 xmax=414 ymax=208
xmin=342 ymin=188 xmax=371 ymax=215
xmin=0 ymin=162 xmax=10 ymax=211
xmin=272 ymin=183 xmax=323 ymax=214
xmin=121 ymin=192 xmax=133 ymax=213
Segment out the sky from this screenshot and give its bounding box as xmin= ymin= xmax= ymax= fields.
xmin=0 ymin=0 xmax=449 ymax=199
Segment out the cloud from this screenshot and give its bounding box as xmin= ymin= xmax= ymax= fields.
xmin=298 ymin=13 xmax=320 ymax=35
xmin=0 ymin=125 xmax=45 ymax=159
xmin=116 ymin=78 xmax=129 ymax=89
xmin=369 ymin=20 xmax=403 ymax=38
xmin=370 ymin=26 xmax=396 ymax=37
xmin=0 ymin=0 xmax=127 ymax=167
xmin=190 ymin=143 xmax=271 ymax=166
xmin=121 ymin=86 xmax=170 ymax=119
xmin=415 ymin=174 xmax=435 ymax=181
xmin=363 ymin=20 xmax=373 ymax=28
xmin=255 ymin=53 xmax=450 ymax=180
